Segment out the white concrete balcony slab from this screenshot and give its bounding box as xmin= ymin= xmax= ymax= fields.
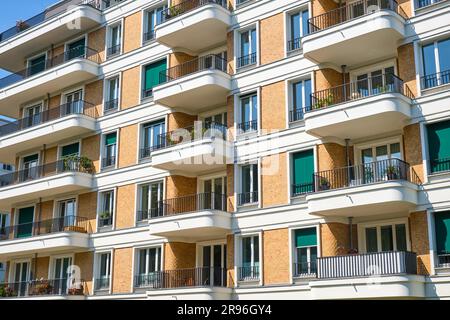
xmin=155 ymin=0 xmax=231 ymax=52
xmin=0 ymin=2 xmax=102 ymax=71
xmin=0 ymin=101 xmax=97 ymax=164
xmin=0 ymin=158 xmax=94 ymax=209
xmin=303 ymin=2 xmax=407 ymax=67
xmin=303 ymin=75 xmax=413 ymax=140
xmin=153 ymin=55 xmax=231 ymax=111
xmin=305 ymin=159 xmax=420 ymax=217
xmin=0 ymin=47 xmax=101 ymax=117
xmin=147 ymin=286 xmax=232 ymax=300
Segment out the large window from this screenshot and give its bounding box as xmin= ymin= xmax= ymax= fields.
xmin=240 ymin=235 xmax=260 ymax=281
xmin=427 ymin=120 xmax=450 ymax=174
xmin=27 ymin=54 xmax=46 ymax=76
xmin=422 ymin=38 xmax=450 ymax=89
xmin=138 ymin=181 xmax=164 ymax=221
xmin=294 ymin=227 xmax=317 ymax=277
xmin=95 ymin=252 xmax=111 ymax=291
xmin=140 ymin=120 xmax=165 ymax=159
xmin=107 ymin=23 xmax=122 ymax=58
xmin=98 ymin=190 xmax=114 ymax=229
xmin=290 ymin=79 xmax=311 ymax=122
xmin=0 ymin=213 xmax=9 ymax=239
xmin=435 ymin=211 xmax=450 ymax=267
xmin=135 ymin=247 xmax=161 ymax=287
xmin=288 ymin=10 xmax=309 ymax=52
xmin=102 ymin=132 xmax=117 ymax=169
xmin=362 ymin=223 xmax=407 ymax=253
xmin=142 ymin=59 xmax=167 ymax=98
xmin=23 ymin=103 xmax=42 ymax=128
xmin=105 ymin=76 xmax=119 ymax=114
xmin=238 ymin=93 xmax=258 ymax=133
xmin=239 ymin=164 xmax=258 ymax=205
xmin=143 ymin=6 xmax=166 ymax=42
xmin=238 ymin=28 xmax=257 ymax=68
xmin=292 ymin=150 xmax=314 ymax=196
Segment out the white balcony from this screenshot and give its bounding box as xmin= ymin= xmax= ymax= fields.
xmin=303 ymin=3 xmax=406 ymax=67
xmin=0 ymin=3 xmax=102 ymax=71
xmin=0 ymin=102 xmax=97 ymax=164
xmin=155 ymin=0 xmax=231 ymax=52
xmin=147 ymin=286 xmax=232 ymax=300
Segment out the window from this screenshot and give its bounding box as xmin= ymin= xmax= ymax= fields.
xmin=354 ymin=66 xmax=395 ymax=98
xmin=138 ymin=181 xmax=164 ymax=221
xmin=23 ymin=103 xmax=42 ymax=128
xmin=200 ymin=244 xmax=227 ymax=286
xmin=95 ymin=252 xmax=111 ymax=290
xmin=107 ymin=23 xmax=121 ymax=58
xmin=144 ymin=6 xmax=166 ymax=42
xmin=202 ymin=177 xmax=227 ymax=210
xmin=98 ymin=190 xmax=114 ymax=228
xmin=105 ymin=76 xmax=119 ymax=114
xmin=102 ymin=132 xmax=117 ymax=168
xmin=417 ymin=0 xmax=441 ymax=8
xmin=52 ymin=257 xmax=72 ymax=294
xmin=239 ymin=235 xmax=259 ymax=281
xmin=292 ymin=150 xmax=314 ymax=196
xmin=66 ymin=38 xmax=86 ymax=61
xmin=0 ymin=213 xmax=9 ymax=239
xmin=63 ymin=89 xmax=83 ymax=115
xmin=239 ymin=164 xmax=258 ymax=205
xmin=363 ymin=223 xmax=408 ymax=253
xmin=21 ymin=154 xmax=39 ymax=182
xmin=61 ymin=142 xmax=80 ymax=159
xmin=358 ymin=142 xmax=402 ymax=183
xmin=142 ymin=59 xmax=167 ymax=98
xmin=14 ymin=261 xmax=30 ymax=296
xmin=56 ymin=198 xmax=76 ymax=230
xmin=238 ymin=28 xmax=257 ymax=68
xmin=140 ymin=120 xmax=165 ymax=159
xmin=294 ymin=227 xmax=317 ymax=277
xmin=290 ymin=79 xmax=311 ymax=122
xmin=435 ymin=211 xmax=450 ymax=267
xmin=135 ymin=247 xmax=161 ymax=287
xmin=288 ymin=10 xmax=309 ymax=52
xmin=16 ymin=207 xmax=34 ymax=238
xmin=421 ymin=38 xmax=450 ymax=89
xmin=238 ymin=93 xmax=257 ymax=133
xmin=427 ymin=120 xmax=450 ymax=173
xmin=28 ymin=54 xmax=46 ymax=76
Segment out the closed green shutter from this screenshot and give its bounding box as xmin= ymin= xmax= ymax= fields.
xmin=295 ymin=227 xmax=317 ymax=247
xmin=23 ymin=154 xmax=39 ymax=163
xmin=144 ymin=59 xmax=167 ymax=93
xmin=435 ymin=211 xmax=450 ymax=254
xmin=427 ymin=120 xmax=450 ymax=173
xmin=105 ymin=133 xmax=117 ymax=145
xmin=292 ymin=149 xmax=314 ymax=194
xmin=61 ymin=143 xmax=79 ymax=157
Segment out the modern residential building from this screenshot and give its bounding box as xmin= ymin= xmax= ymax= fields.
xmin=0 ymin=0 xmax=449 ymax=300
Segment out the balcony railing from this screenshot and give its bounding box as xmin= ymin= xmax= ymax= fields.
xmin=101 ymin=156 xmax=116 ymax=168
xmin=107 ymin=44 xmax=121 ymax=57
xmin=417 ymin=0 xmax=445 ymax=8
xmin=293 ymin=262 xmax=317 ymax=278
xmin=98 ymin=216 xmax=113 ymax=228
xmin=94 ymin=276 xmax=110 ymax=291
xmin=0 ymin=215 xmax=90 ymax=241
xmin=421 ymin=70 xmax=450 ymax=90
xmin=143 ymin=31 xmax=155 ymax=42
xmin=437 ymin=253 xmax=450 ymax=268
xmin=317 ymin=251 xmax=417 ymax=279
xmin=287 ymin=37 xmax=301 ymax=52
xmin=237 ymin=52 xmax=257 ymax=69
xmin=104 ymin=99 xmax=119 ymax=114
xmin=308 ymin=0 xmax=407 ymax=33
xmin=311 ymin=158 xmax=421 ymax=193
xmin=0 ymin=101 xmax=98 ymax=138
xmin=0 ymin=0 xmax=103 ymax=43
xmin=137 ymin=192 xmax=227 ymax=221
xmin=0 ymin=46 xmax=100 ymax=89
xmin=0 ymin=279 xmax=87 ymax=298
xmin=237 ymin=266 xmax=260 ymax=281
xmin=159 ymin=54 xmax=227 ymax=83
xmin=292 ymin=182 xmax=314 ymax=197
xmin=237 ymin=191 xmax=258 ymax=206
xmin=237 ymin=120 xmax=257 ymax=133
xmin=308 ymin=73 xmax=414 ymax=112
xmin=430 ymin=158 xmax=450 ymax=174
xmin=0 ymin=157 xmax=94 ymax=188
xmin=143 ymin=267 xmax=227 ymax=289
xmin=154 ymin=121 xmax=227 ymax=152
xmin=158 ymin=0 xmax=228 ymax=24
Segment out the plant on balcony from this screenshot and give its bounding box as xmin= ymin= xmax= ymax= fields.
xmin=374 ymin=84 xmax=391 ymax=94
xmin=16 ymin=20 xmax=29 ymax=31
xmin=0 ymin=286 xmax=14 ymax=297
xmin=385 ymin=165 xmax=398 ymax=180
xmin=313 ymin=94 xmax=335 ymax=110
xmin=33 ymin=281 xmax=53 ymax=295
xmin=79 ymin=156 xmax=94 ymax=173
xmin=318 ymin=177 xmax=330 ymax=191
xmin=99 ymin=211 xmax=111 ymax=220
xmin=68 ymin=284 xmax=84 ymax=296
xmin=167 ymin=6 xmax=183 ymax=18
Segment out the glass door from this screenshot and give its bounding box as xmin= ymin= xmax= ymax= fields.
xmin=203 ymin=177 xmax=226 ymax=210
xmin=16 ymin=207 xmax=34 ymax=238
xmin=56 ymin=198 xmax=76 ymax=231
xmin=365 ymin=224 xmax=407 ymax=253
xmin=201 ymin=244 xmax=226 ymax=286
xmin=14 ymin=262 xmax=30 ymax=297
xmin=66 ymin=38 xmax=86 ymax=61
xmin=140 ymin=182 xmax=164 ymax=219
xmin=63 ymin=90 xmax=83 ymax=115
xmin=21 ymin=154 xmax=39 ymax=182
xmin=137 ymin=247 xmax=161 ymax=287
xmin=28 ymin=55 xmax=46 ymax=76
xmin=23 ymin=104 xmax=42 ymax=128
xmin=360 ymin=142 xmax=401 ymax=183
xmin=53 ymin=257 xmax=72 ymax=294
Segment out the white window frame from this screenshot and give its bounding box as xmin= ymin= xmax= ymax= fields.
xmin=94 ymin=251 xmax=113 ymax=292
xmin=239 ymin=162 xmax=259 ymax=206
xmin=353 ymin=136 xmax=403 ymax=165
xmin=235 ymin=24 xmax=259 ymax=70
xmin=238 ymin=92 xmax=258 ymax=134
xmin=97 ymin=189 xmax=116 ymax=231
xmin=142 ymin=4 xmax=167 ymax=44
xmin=100 ymin=130 xmax=118 ymax=170
xmin=235 ymin=232 xmax=262 ymax=285
xmin=285 ymin=7 xmax=309 ymax=54
xmin=137 ymin=180 xmax=164 ymax=223
xmin=103 ymin=74 xmax=121 ymax=114
xmin=106 ymin=21 xmax=123 ymax=58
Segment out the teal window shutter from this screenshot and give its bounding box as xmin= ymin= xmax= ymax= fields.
xmin=435 ymin=211 xmax=450 ymax=254
xmin=427 ymin=120 xmax=450 ymax=173
xmin=144 ymin=59 xmax=167 ymax=96
xmin=105 ymin=133 xmax=117 ymax=145
xmin=292 ymin=149 xmax=314 ymax=194
xmin=61 ymin=143 xmax=80 ymax=157
xmin=295 ymin=227 xmax=317 ymax=247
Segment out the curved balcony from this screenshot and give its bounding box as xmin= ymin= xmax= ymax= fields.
xmin=0 ymin=101 xmax=98 ymax=164
xmin=153 ymin=55 xmax=231 ymax=111
xmin=155 ymin=0 xmax=231 ymax=52
xmin=303 ymin=0 xmax=407 ymax=67
xmin=303 ymin=74 xmax=414 ymax=140
xmin=305 ymin=158 xmax=421 ymax=217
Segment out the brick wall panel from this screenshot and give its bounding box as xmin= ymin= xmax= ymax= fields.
xmin=116 ymin=184 xmax=136 ymax=229
xmin=261 ymin=81 xmax=286 ymax=130
xmin=112 ymin=247 xmax=133 ymax=294
xmin=260 ymin=13 xmax=284 ymax=65
xmin=263 ymin=228 xmax=290 ymax=285
xmin=261 ymin=152 xmax=288 ymax=207
xmin=118 ymin=124 xmax=138 ymax=168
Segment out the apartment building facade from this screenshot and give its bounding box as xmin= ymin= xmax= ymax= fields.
xmin=0 ymin=0 xmax=449 ymax=300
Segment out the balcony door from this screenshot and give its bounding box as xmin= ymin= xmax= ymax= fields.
xmin=202 ymin=177 xmax=227 ymax=210
xmin=359 ymin=142 xmax=401 ymax=184
xmin=28 ymin=54 xmax=46 ymax=76
xmin=364 ymin=223 xmax=408 ymax=253
xmin=56 ymin=198 xmax=76 ymax=231
xmin=63 ymin=90 xmax=83 ymax=115
xmin=136 ymin=247 xmax=161 ymax=287
xmin=21 ymin=153 xmax=39 ymax=182
xmin=66 ymin=38 xmax=86 ymax=61
xmin=241 ymin=235 xmax=259 ymax=280
xmin=14 ymin=261 xmax=30 ymax=297
xmin=201 ymin=244 xmax=226 ymax=287
xmin=355 ymin=66 xmax=395 ymax=98
xmin=139 ymin=181 xmax=164 ymax=220
xmin=16 ymin=207 xmax=34 ymax=238
xmin=53 ymin=257 xmax=72 ymax=295
xmin=23 ymin=103 xmax=42 ymax=128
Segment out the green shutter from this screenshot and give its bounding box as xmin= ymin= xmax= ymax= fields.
xmin=292 ymin=149 xmax=314 ymax=194
xmin=145 ymin=59 xmax=167 ymax=92
xmin=435 ymin=211 xmax=450 ymax=254
xmin=62 ymin=143 xmax=79 ymax=157
xmin=427 ymin=120 xmax=450 ymax=173
xmin=105 ymin=133 xmax=117 ymax=145
xmin=23 ymin=154 xmax=39 ymax=163
xmin=295 ymin=227 xmax=317 ymax=247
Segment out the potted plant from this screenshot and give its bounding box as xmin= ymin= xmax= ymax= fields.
xmin=16 ymin=20 xmax=29 ymax=32
xmin=68 ymin=284 xmax=84 ymax=296
xmin=319 ymin=177 xmax=330 ymax=191
xmin=0 ymin=286 xmax=14 ymax=297
xmin=33 ymin=281 xmax=53 ymax=295
xmin=79 ymin=156 xmax=94 ymax=173
xmin=99 ymin=211 xmax=111 ymax=227
xmin=385 ymin=165 xmax=398 ymax=180
xmin=313 ymin=94 xmax=335 ymax=110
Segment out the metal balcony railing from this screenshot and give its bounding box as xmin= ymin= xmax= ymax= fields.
xmin=317 ymin=251 xmax=417 ymax=279
xmin=417 ymin=0 xmax=445 ymax=8
xmin=0 ymin=215 xmax=91 ymax=241
xmin=430 ymin=157 xmax=450 ymax=174
xmin=0 ymin=279 xmax=87 ymax=298
xmin=94 ymin=276 xmax=110 ymax=291
xmin=293 ymin=262 xmax=317 ymax=278
xmin=137 ymin=192 xmax=227 ymax=221
xmin=143 ymin=267 xmax=227 ymax=289
xmin=237 ymin=191 xmax=258 ymax=206
xmin=104 ymin=99 xmax=119 ymax=114
xmin=421 ymin=70 xmax=450 ymax=90
xmin=237 ymin=52 xmax=257 ymax=68
xmin=158 ymin=0 xmax=228 ymax=24
xmin=287 ymin=37 xmax=301 ymax=52
xmin=308 ymin=73 xmax=414 ymax=112
xmin=0 ymin=46 xmax=101 ymax=89
xmin=237 ymin=266 xmax=260 ymax=281
xmin=311 ymin=158 xmax=421 ymax=193
xmin=308 ymin=0 xmax=408 ymax=33
xmin=437 ymin=253 xmax=450 ymax=267
xmin=237 ymin=120 xmax=257 ymax=133
xmin=98 ymin=216 xmax=113 ymax=228
xmin=159 ymin=54 xmax=227 ymax=83
xmin=0 ymin=101 xmax=98 ymax=138
xmin=292 ymin=182 xmax=314 ymax=197
xmin=101 ymin=156 xmax=116 ymax=168
xmin=107 ymin=44 xmax=121 ymax=57
xmin=0 ymin=157 xmax=95 ymax=188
